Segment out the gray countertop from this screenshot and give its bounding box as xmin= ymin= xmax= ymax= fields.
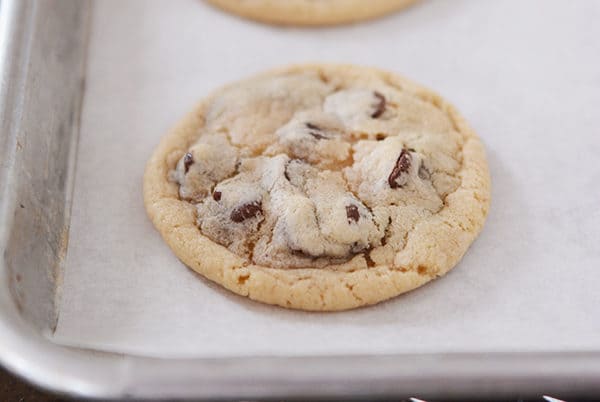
xmin=0 ymin=366 xmax=65 ymax=401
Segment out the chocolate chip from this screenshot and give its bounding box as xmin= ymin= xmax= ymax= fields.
xmin=371 ymin=91 xmax=386 ymax=118
xmin=418 ymin=162 xmax=430 ymax=180
xmin=183 ymin=152 xmax=194 ymax=173
xmin=213 ymin=191 xmax=222 ymax=201
xmin=290 ymin=249 xmax=318 ymax=259
xmin=351 ymin=242 xmax=368 ymax=253
xmin=230 ymin=201 xmax=262 ymax=223
xmin=305 ymin=122 xmax=328 ymax=140
xmin=309 ymin=131 xmax=327 ymax=140
xmin=388 ymin=148 xmax=412 ymax=188
xmin=375 ymin=133 xmax=386 ymax=141
xmin=346 ymin=205 xmax=360 ymax=223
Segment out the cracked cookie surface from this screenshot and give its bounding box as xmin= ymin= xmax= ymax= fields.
xmin=144 ymin=64 xmax=490 ymax=311
xmin=205 ymin=0 xmax=418 ymax=26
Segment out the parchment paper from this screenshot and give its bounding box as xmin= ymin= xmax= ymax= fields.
xmin=53 ymin=0 xmax=600 ymax=358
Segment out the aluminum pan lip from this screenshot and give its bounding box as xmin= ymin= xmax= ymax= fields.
xmin=2 ymin=333 xmax=600 ymax=400
xmin=1 ymin=0 xmax=599 ymax=398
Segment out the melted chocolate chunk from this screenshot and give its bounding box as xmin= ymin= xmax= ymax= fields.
xmin=388 ymin=148 xmax=412 ymax=188
xmin=230 ymin=201 xmax=262 ymax=223
xmin=371 ymin=91 xmax=386 ymax=118
xmin=183 ymin=152 xmax=194 ymax=173
xmin=305 ymin=122 xmax=328 ymax=140
xmin=346 ymin=205 xmax=360 ymax=223
xmin=213 ymin=191 xmax=222 ymax=201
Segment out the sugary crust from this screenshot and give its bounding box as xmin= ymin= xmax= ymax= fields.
xmin=204 ymin=0 xmax=418 ymax=26
xmin=143 ymin=64 xmax=490 ymax=311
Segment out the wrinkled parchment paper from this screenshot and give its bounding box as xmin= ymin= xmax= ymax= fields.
xmin=53 ymin=0 xmax=600 ymax=358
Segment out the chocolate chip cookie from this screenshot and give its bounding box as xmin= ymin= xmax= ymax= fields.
xmin=144 ymin=64 xmax=491 ymax=311
xmin=205 ymin=0 xmax=418 ymax=26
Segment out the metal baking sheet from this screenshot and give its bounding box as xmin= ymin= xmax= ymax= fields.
xmin=1 ymin=0 xmax=600 ymax=399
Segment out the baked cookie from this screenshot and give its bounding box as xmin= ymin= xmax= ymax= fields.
xmin=144 ymin=64 xmax=490 ymax=311
xmin=204 ymin=0 xmax=418 ymax=26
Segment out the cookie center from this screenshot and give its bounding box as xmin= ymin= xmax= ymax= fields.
xmin=170 ymin=71 xmax=462 ymax=269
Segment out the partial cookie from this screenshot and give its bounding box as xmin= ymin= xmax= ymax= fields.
xmin=144 ymin=64 xmax=491 ymax=311
xmin=205 ymin=0 xmax=418 ymax=26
